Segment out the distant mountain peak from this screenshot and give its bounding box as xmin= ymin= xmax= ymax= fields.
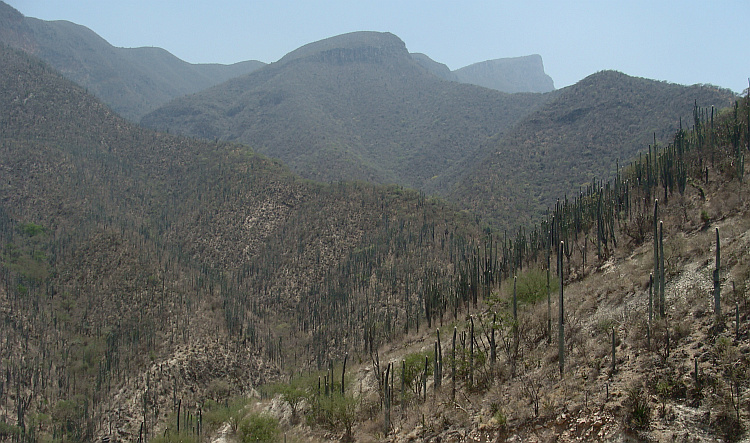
xmin=454 ymin=54 xmax=555 ymax=93
xmin=277 ymin=31 xmax=409 ymax=65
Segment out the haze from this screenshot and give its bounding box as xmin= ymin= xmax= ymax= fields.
xmin=6 ymin=0 xmax=749 ymax=93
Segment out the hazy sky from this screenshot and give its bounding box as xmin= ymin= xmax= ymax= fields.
xmin=6 ymin=0 xmax=749 ymax=93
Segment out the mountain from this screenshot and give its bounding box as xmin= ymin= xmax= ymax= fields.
xmin=0 ymin=44 xmax=489 ymax=441
xmin=142 ymin=31 xmax=550 ymax=191
xmin=0 ymin=1 xmax=265 ymax=120
xmin=453 ymin=70 xmax=736 ymax=230
xmin=2 ymin=39 xmax=749 ymax=442
xmin=412 ymin=52 xmax=556 ymax=94
xmin=454 ymin=54 xmax=555 ymax=93
xmin=411 ymin=52 xmax=457 ymax=81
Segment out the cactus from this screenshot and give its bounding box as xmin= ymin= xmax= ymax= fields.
xmin=611 ymin=328 xmax=616 ymax=374
xmin=512 ymin=275 xmax=518 ymax=323
xmin=384 ymin=363 xmax=391 ymax=433
xmin=469 ymin=316 xmax=475 ymax=388
xmin=423 ymin=356 xmax=428 ymax=402
xmin=653 ymin=199 xmax=660 ymax=316
xmin=648 ymin=273 xmax=653 ymax=351
xmin=714 ymin=227 xmax=721 ymax=324
xmin=434 ymin=341 xmax=439 ymax=390
xmin=558 ymin=241 xmax=565 ymax=377
xmin=547 ymin=241 xmax=552 ymax=343
xmin=451 ymin=326 xmax=457 ymax=401
xmin=659 ymin=221 xmax=665 ymax=317
xmin=341 ymin=353 xmax=347 ymax=395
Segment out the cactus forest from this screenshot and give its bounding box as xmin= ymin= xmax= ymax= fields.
xmin=1 ymin=23 xmax=750 ymax=443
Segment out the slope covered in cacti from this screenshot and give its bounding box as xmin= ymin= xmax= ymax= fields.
xmin=250 ymin=88 xmax=750 ymax=443
xmin=453 ymin=70 xmax=736 ymax=231
xmin=0 ymin=43 xmax=499 ymax=442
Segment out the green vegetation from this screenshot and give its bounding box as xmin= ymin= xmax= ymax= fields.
xmin=238 ymin=413 xmax=280 ymax=443
xmin=400 ymin=349 xmax=435 ymax=397
xmin=513 ymin=268 xmax=558 ymax=304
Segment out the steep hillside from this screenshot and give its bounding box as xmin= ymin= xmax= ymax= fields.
xmin=454 ymin=54 xmax=555 ymax=93
xmin=141 ymin=31 xmax=549 ymax=191
xmin=0 ymin=1 xmax=265 ymax=120
xmin=244 ymin=90 xmax=750 ymax=443
xmin=454 ymin=70 xmax=736 ymax=231
xmin=0 ymin=45 xmax=494 ymax=442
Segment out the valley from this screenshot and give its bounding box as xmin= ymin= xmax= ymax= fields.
xmin=0 ymin=2 xmax=748 ymax=442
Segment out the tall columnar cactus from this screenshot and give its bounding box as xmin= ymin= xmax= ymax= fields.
xmin=611 ymin=328 xmax=616 ymax=375
xmin=659 ymin=221 xmax=666 ymax=317
xmin=451 ymin=326 xmax=457 ymax=401
xmin=714 ymin=227 xmax=721 ymax=323
xmin=547 ymin=240 xmax=552 ymax=343
xmin=653 ymin=199 xmax=660 ymax=316
xmin=469 ymin=316 xmax=475 ymax=388
xmin=436 ymin=329 xmax=442 ymax=388
xmin=423 ymin=356 xmax=428 ymax=402
xmin=558 ymin=241 xmax=565 ymax=377
xmin=342 ymin=353 xmax=347 ymax=395
xmin=648 ymin=273 xmax=653 ymax=350
xmin=434 ymin=341 xmax=439 ymax=390
xmin=384 ymin=363 xmax=391 ymax=433
xmin=513 ymin=275 xmax=518 ymax=322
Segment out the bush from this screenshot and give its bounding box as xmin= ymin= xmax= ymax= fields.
xmin=238 ymin=413 xmax=280 ymax=443
xmin=314 ymin=392 xmax=359 ymax=441
xmin=399 ymin=349 xmax=435 ymax=397
xmin=515 ymin=269 xmax=558 ymax=305
xmin=0 ymin=421 xmax=20 ymax=439
xmin=203 ymin=398 xmax=250 ymax=433
xmin=624 ymin=385 xmax=651 ymax=430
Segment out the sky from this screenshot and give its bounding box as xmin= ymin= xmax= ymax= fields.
xmin=5 ymin=0 xmax=750 ymax=94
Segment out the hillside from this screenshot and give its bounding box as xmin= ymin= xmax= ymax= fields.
xmin=1 ymin=36 xmax=749 ymax=443
xmin=453 ymin=70 xmax=736 ymax=231
xmin=0 ymin=1 xmax=265 ymax=120
xmin=0 ymin=44 xmax=494 ymax=442
xmin=236 ymin=86 xmax=750 ymax=443
xmin=141 ymin=31 xmax=550 ymax=191
xmin=454 ymin=54 xmax=555 ymax=93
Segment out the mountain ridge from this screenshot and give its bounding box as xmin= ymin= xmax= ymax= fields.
xmin=141 ymin=31 xmax=551 ymax=191
xmin=452 ymin=69 xmax=736 ymax=230
xmin=0 ymin=1 xmax=266 ymax=120
xmin=454 ymin=54 xmax=555 ymax=93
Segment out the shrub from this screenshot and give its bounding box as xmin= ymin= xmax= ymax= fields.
xmin=267 ymin=379 xmax=309 ymax=422
xmin=0 ymin=421 xmax=20 ymax=439
xmin=400 ymin=349 xmax=434 ymax=397
xmin=515 ymin=269 xmax=558 ymax=305
xmin=238 ymin=413 xmax=280 ymax=443
xmin=310 ymin=392 xmax=359 ymax=441
xmin=624 ymin=385 xmax=651 ymax=430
